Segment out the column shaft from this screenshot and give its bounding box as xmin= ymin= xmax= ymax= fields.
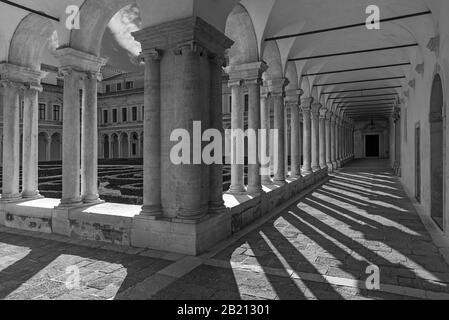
xmin=81 ymin=73 xmax=100 ymax=203
xmin=319 ymin=112 xmax=326 ymax=169
xmin=208 ymin=57 xmax=225 ymax=212
xmin=141 ymin=50 xmax=162 ymax=216
xmin=301 ymin=100 xmax=312 ymax=174
xmin=290 ymin=104 xmax=301 ymax=177
xmin=1 ymin=83 xmax=21 ymax=201
xmin=260 ymin=92 xmax=272 ymax=184
xmin=60 ymin=69 xmax=82 ymax=207
xmin=273 ymin=94 xmax=285 ymax=184
xmin=247 ymin=80 xmax=262 ymax=195
xmin=228 ymin=81 xmax=245 ymax=194
xmin=311 ymin=107 xmax=320 ymax=171
xmin=22 ymin=87 xmax=41 ymax=198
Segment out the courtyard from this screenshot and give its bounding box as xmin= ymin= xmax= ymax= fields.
xmin=1 ymin=160 xmax=448 ymax=300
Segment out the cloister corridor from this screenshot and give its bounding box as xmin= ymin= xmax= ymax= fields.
xmin=0 ymin=159 xmax=448 ymax=300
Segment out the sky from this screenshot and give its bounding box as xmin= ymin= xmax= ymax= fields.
xmin=100 ymin=4 xmax=143 ymax=73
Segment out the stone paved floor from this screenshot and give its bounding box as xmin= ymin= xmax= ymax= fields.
xmin=1 ymin=159 xmax=449 ymax=300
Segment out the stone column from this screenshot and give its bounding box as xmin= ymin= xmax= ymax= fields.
xmin=208 ymin=56 xmax=226 ymax=213
xmin=81 ymin=72 xmax=101 ymax=204
xmin=311 ymin=103 xmax=321 ymax=171
xmin=227 ymin=79 xmax=246 ymax=194
xmin=325 ymin=112 xmax=333 ymax=171
xmin=290 ymin=102 xmax=302 ymax=178
xmin=238 ymin=62 xmax=267 ymax=195
xmin=0 ymin=81 xmax=22 ymax=201
xmin=58 ymin=68 xmax=83 ymax=207
xmin=134 ymin=18 xmax=233 ymax=220
xmin=45 ymin=136 xmax=52 ymax=161
xmin=56 ymin=48 xmax=106 ymax=208
xmin=140 ymin=49 xmax=163 ymax=216
xmin=331 ymin=115 xmax=337 ymax=169
xmin=267 ymin=78 xmax=288 ymax=185
xmin=301 ymin=98 xmax=313 ymax=174
xmin=22 ymin=85 xmax=43 ymax=199
xmin=319 ymin=108 xmax=327 ymax=169
xmin=260 ymin=88 xmax=272 ymax=184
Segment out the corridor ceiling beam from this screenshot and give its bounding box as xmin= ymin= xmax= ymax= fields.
xmin=266 ymin=10 xmax=431 ymax=42
xmin=0 ymin=0 xmax=60 ymax=21
xmin=343 ymin=104 xmax=395 ymax=109
xmin=328 ymin=93 xmax=399 ymax=100
xmin=289 ymin=44 xmax=418 ymax=62
xmin=323 ymin=85 xmax=402 ymax=95
xmin=314 ymin=76 xmax=406 ymax=87
xmin=333 ymin=98 xmax=396 ymax=104
xmin=302 ymin=62 xmax=412 ymax=77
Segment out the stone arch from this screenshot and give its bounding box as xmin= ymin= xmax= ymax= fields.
xmin=429 ymin=74 xmax=445 ymax=229
xmin=225 ymin=4 xmax=259 ymax=66
xmin=69 ymin=0 xmax=136 ymax=56
xmin=130 ymin=132 xmax=139 ymax=157
xmin=38 ymin=132 xmax=49 ymax=162
xmin=262 ymin=41 xmax=283 ymax=80
xmin=120 ymin=132 xmax=129 ymax=158
xmin=50 ymin=132 xmax=62 ymax=161
xmin=111 ymin=134 xmax=119 ymax=159
xmin=285 ymin=61 xmax=298 ymax=91
xmin=103 ymin=134 xmax=110 ymax=159
xmin=8 ymin=13 xmax=57 ymax=70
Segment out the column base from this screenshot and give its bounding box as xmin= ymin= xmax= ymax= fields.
xmin=176 ymin=207 xmax=208 ymax=221
xmin=0 ymin=194 xmax=22 ymax=204
xmin=82 ymin=195 xmax=104 ymax=205
xmin=22 ymin=191 xmax=44 ymax=200
xmin=327 ymin=163 xmax=334 ymax=173
xmin=227 ymin=185 xmax=247 ymax=195
xmin=312 ymin=166 xmax=321 ymax=172
xmin=56 ymin=198 xmax=84 ymax=209
xmin=273 ymin=179 xmax=286 ymax=186
xmin=247 ymin=186 xmax=264 ymax=197
xmin=131 ymin=211 xmax=231 ymax=256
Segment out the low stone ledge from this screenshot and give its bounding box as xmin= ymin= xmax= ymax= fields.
xmin=0 ymin=169 xmax=329 ymax=256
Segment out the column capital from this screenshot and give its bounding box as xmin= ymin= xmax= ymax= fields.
xmin=133 ymin=16 xmax=233 ymax=59
xmin=139 ymin=48 xmax=163 ymax=62
xmin=319 ymin=108 xmax=329 ymax=119
xmin=260 ymin=86 xmax=271 ymax=99
xmin=228 ymin=79 xmax=244 ymax=88
xmin=55 ymin=47 xmax=107 ymax=74
xmin=311 ymin=102 xmax=322 ymax=115
xmin=225 ymin=61 xmax=268 ymax=84
xmin=265 ymin=78 xmax=289 ymax=96
xmin=0 ymin=62 xmax=47 ymax=88
xmin=285 ymin=89 xmax=304 ymax=105
xmin=300 ymin=97 xmax=314 ymax=108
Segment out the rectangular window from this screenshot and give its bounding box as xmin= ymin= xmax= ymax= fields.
xmin=106 ymin=84 xmax=111 ymax=93
xmin=142 ymin=106 xmax=144 ymax=120
xmin=125 ymin=81 xmax=134 ymax=90
xmin=229 ymin=95 xmax=232 ymax=113
xmin=244 ymin=94 xmax=249 ymax=113
xmin=103 ymin=110 xmax=109 ymax=124
xmin=39 ymin=103 xmax=46 ymax=120
xmin=112 ymin=109 xmax=118 ymax=123
xmin=53 ymin=105 xmax=61 ymax=121
xmin=122 ymin=108 xmax=128 ymax=122
xmin=117 ymin=83 xmax=122 ymax=91
xmin=132 ymin=107 xmax=138 ymax=121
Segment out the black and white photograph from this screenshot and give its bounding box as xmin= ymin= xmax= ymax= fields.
xmin=0 ymin=0 xmax=448 ymax=305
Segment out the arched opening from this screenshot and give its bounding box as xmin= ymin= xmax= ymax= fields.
xmin=103 ymin=135 xmax=110 ymax=159
xmin=50 ymin=133 xmax=62 ymax=161
xmin=130 ymin=132 xmax=139 ymax=158
xmin=429 ymin=74 xmax=444 ymax=229
xmin=38 ymin=133 xmax=48 ymax=162
xmin=111 ymin=134 xmax=119 ymax=159
xmin=120 ymin=133 xmax=129 ymax=159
